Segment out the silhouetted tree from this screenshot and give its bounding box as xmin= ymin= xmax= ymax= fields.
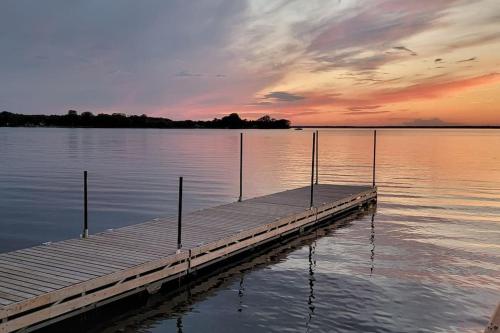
xmin=219 ymin=113 xmax=244 ymax=128
xmin=0 ymin=111 xmax=290 ymax=129
xmin=257 ymin=115 xmax=272 ymax=122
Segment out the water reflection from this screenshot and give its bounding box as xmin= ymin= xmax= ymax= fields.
xmin=2 ymin=128 xmax=499 ymax=332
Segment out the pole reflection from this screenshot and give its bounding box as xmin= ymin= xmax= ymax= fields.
xmin=370 ymin=213 xmax=376 ymax=277
xmin=238 ymin=274 xmax=245 ymax=313
xmin=176 ymin=316 xmax=183 ymax=333
xmin=305 ymin=239 xmax=316 ymax=332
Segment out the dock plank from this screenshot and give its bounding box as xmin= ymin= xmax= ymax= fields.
xmin=0 ymin=268 xmax=73 ymax=289
xmin=0 ymin=272 xmax=65 ymax=291
xmin=3 ymin=252 xmax=116 ymax=276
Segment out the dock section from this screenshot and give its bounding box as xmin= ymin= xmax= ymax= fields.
xmin=0 ymin=184 xmax=376 ymax=333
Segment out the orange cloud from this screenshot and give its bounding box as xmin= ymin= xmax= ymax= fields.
xmin=369 ymin=73 xmax=500 ymax=104
xmin=280 ymin=73 xmax=498 ymax=108
xmin=244 ymin=72 xmax=500 ymax=125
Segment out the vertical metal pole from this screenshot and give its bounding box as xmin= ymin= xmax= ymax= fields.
xmin=238 ymin=133 xmax=243 ymax=202
xmin=315 ymin=130 xmax=319 ymax=184
xmin=177 ymin=176 xmax=183 ymax=251
xmin=83 ymin=171 xmax=88 ymax=238
xmin=310 ymin=132 xmax=316 ymax=208
xmin=372 ymin=130 xmax=377 ymax=187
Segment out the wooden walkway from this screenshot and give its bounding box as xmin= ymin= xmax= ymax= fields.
xmin=0 ymin=184 xmax=376 ymax=333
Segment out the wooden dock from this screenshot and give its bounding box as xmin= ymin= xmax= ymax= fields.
xmin=0 ymin=184 xmax=376 ymax=333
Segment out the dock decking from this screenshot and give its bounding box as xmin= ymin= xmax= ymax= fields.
xmin=0 ymin=184 xmax=376 ymax=333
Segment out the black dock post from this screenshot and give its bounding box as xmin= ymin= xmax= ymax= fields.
xmin=177 ymin=177 xmax=183 ymax=252
xmin=310 ymin=132 xmax=316 ymax=208
xmin=372 ymin=130 xmax=377 ymax=187
xmin=83 ymin=171 xmax=88 ymax=238
xmin=238 ymin=133 xmax=243 ymax=202
xmin=315 ymin=130 xmax=319 ymax=184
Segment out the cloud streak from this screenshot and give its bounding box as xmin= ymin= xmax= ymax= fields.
xmin=175 ymin=70 xmax=202 ymax=77
xmin=393 ymin=46 xmax=417 ymax=56
xmin=403 ymin=118 xmax=458 ymax=126
xmin=263 ymin=91 xmax=305 ymax=102
xmin=348 ymin=105 xmax=382 ymax=111
xmin=456 ymin=57 xmax=477 ymax=63
xmin=368 ymin=73 xmax=500 ymax=103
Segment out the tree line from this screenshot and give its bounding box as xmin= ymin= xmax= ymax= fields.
xmin=0 ymin=111 xmax=290 ymax=129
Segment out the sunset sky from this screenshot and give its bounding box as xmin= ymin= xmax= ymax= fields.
xmin=1 ymin=0 xmax=499 ymax=125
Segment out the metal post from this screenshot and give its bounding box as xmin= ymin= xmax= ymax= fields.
xmin=372 ymin=130 xmax=377 ymax=187
xmin=83 ymin=171 xmax=88 ymax=238
xmin=177 ymin=176 xmax=183 ymax=251
xmin=315 ymin=130 xmax=319 ymax=184
xmin=310 ymin=132 xmax=316 ymax=208
xmin=238 ymin=133 xmax=243 ymax=202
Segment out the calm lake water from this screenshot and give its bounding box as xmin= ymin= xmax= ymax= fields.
xmin=0 ymin=128 xmax=499 ymax=332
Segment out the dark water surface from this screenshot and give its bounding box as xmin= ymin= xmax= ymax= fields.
xmin=0 ymin=128 xmax=499 ymax=332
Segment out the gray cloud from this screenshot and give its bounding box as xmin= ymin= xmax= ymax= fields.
xmin=0 ymin=1 xmax=248 ymax=115
xmin=308 ymin=1 xmax=458 ymax=73
xmin=175 ymin=70 xmax=202 ymax=77
xmin=343 ymin=110 xmax=390 ymax=116
xmin=309 ymin=1 xmax=457 ymax=53
xmin=315 ymin=52 xmax=394 ymax=71
xmin=393 ymin=46 xmax=417 ymax=56
xmin=403 ymin=118 xmax=458 ymax=126
xmin=264 ymin=91 xmax=305 ymax=102
xmin=446 ymin=33 xmax=500 ymax=52
xmin=246 ymin=101 xmax=273 ymax=106
xmin=348 ymin=105 xmax=381 ymax=111
xmin=457 ymin=57 xmax=477 ymax=63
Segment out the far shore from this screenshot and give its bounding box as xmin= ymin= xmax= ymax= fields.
xmin=293 ymin=125 xmax=500 ymax=129
xmin=0 ymin=111 xmax=290 ymax=129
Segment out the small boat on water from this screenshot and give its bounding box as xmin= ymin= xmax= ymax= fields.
xmin=294 ymin=127 xmax=303 ymax=130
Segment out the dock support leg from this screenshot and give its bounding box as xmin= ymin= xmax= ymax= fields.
xmin=310 ymin=132 xmax=316 ymax=208
xmin=82 ymin=170 xmax=89 ymax=238
xmin=372 ymin=130 xmax=377 ymax=188
xmin=177 ymin=177 xmax=183 ymax=252
xmin=238 ymin=132 xmax=243 ymax=202
xmin=315 ymin=130 xmax=319 ymax=184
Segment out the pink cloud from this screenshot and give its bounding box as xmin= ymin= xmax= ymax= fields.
xmin=369 ymin=72 xmax=500 ymax=103
xmin=243 ymin=73 xmax=500 ymax=123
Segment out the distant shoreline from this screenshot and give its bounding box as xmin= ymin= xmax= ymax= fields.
xmin=1 ymin=111 xmax=497 ymax=129
xmin=292 ymin=125 xmax=500 ymax=129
